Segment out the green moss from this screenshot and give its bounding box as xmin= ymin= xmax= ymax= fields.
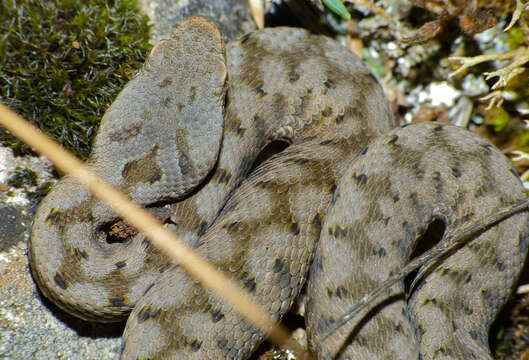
xmin=518 ymin=130 xmax=529 ymax=148
xmin=508 ymin=27 xmax=527 ymax=50
xmin=486 ymin=107 xmax=510 ymax=133
xmin=5 ymin=166 xmax=53 ymax=200
xmin=6 ymin=166 xmax=55 ymax=199
xmin=0 ymin=0 xmax=151 ymax=160
xmin=7 ymin=168 xmax=38 ymax=188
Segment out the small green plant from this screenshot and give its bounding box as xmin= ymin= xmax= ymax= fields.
xmin=322 ymin=0 xmax=351 ymax=20
xmin=0 ymin=0 xmax=151 ymax=160
xmin=7 ymin=168 xmax=38 ymax=189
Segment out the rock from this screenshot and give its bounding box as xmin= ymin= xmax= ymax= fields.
xmin=138 ymin=0 xmax=256 ymax=43
xmin=0 ymin=145 xmax=123 ymax=359
xmin=0 ymin=238 xmax=123 ymax=359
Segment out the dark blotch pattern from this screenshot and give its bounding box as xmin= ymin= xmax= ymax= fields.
xmin=197 ymin=221 xmax=208 ymax=237
xmin=122 ymin=145 xmax=163 ymax=186
xmin=137 ymin=305 xmax=161 ymax=322
xmin=54 ymin=273 xmax=67 ymax=290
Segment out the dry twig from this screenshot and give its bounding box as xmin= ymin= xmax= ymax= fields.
xmin=0 ymin=103 xmax=292 ymax=347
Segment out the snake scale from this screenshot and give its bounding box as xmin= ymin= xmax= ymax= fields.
xmin=29 ymin=17 xmax=529 ymax=359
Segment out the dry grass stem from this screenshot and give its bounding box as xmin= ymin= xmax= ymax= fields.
xmin=448 ymin=48 xmax=524 ymax=78
xmin=449 ymin=47 xmax=529 ymax=108
xmin=248 ymin=0 xmax=265 ymax=29
xmin=0 ymin=102 xmax=291 ymax=346
xmin=517 ymin=283 xmax=529 ymax=295
xmin=504 ymin=0 xmax=528 ymax=32
xmin=480 ymin=90 xmax=505 ymax=109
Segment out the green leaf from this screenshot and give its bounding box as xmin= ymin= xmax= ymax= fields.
xmin=322 ymin=0 xmax=351 ymax=20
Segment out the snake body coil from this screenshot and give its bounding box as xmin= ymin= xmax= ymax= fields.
xmin=29 ymin=17 xmax=529 ymax=359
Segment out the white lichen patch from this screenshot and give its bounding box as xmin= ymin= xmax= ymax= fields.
xmin=0 ymin=146 xmax=56 ymax=206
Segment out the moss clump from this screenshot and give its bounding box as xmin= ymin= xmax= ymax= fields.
xmin=5 ymin=167 xmax=54 ymax=200
xmin=0 ymin=0 xmax=151 ymax=160
xmin=7 ymin=167 xmax=38 ymax=188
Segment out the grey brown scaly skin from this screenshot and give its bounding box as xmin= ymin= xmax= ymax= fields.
xmin=307 ymin=122 xmax=529 ymax=359
xmin=29 ymin=17 xmax=529 ymax=359
xmin=29 ymin=17 xmax=228 ymax=320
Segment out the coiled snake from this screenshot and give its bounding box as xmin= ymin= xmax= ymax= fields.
xmin=29 ymin=17 xmax=529 ymax=359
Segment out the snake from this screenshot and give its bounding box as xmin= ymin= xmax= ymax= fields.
xmin=29 ymin=17 xmax=529 ymax=359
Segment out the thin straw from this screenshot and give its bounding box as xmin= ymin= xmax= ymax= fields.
xmin=0 ymin=102 xmax=291 ymax=345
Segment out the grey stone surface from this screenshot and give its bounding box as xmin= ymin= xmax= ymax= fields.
xmin=0 ymin=241 xmax=123 ymax=360
xmin=0 ymin=146 xmax=123 ymax=359
xmin=138 ymin=0 xmax=256 ymax=43
xmin=0 ymin=205 xmax=29 ymax=252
